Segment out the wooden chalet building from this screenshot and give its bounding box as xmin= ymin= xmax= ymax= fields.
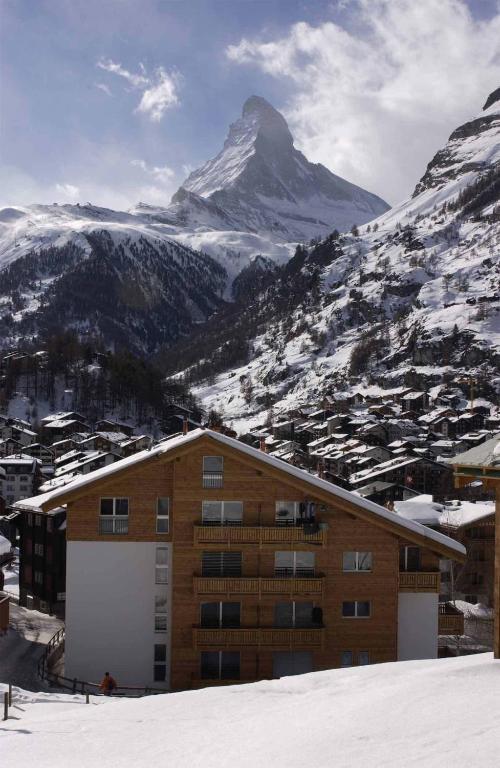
xmin=17 ymin=429 xmax=465 ymax=690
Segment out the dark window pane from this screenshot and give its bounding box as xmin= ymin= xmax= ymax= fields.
xmin=221 ymin=652 xmax=240 ymax=680
xmin=342 ymin=601 xmax=356 ymax=617
xmin=201 ymin=652 xmax=220 ymax=679
xmin=357 ymin=601 xmax=371 ymax=617
xmin=154 ymin=644 xmax=167 ymax=662
xmin=157 ymin=498 xmax=169 ymax=515
xmin=294 ymin=602 xmax=313 ymax=627
xmin=359 ymin=651 xmax=370 ymax=665
xmin=341 ymin=651 xmax=353 ymax=667
xmin=100 ymin=498 xmax=113 ymax=516
xmin=221 ymin=602 xmax=240 ymax=628
xmin=154 ymin=665 xmax=166 ymax=682
xmin=358 ymin=552 xmax=372 ymax=571
xmin=203 ymin=456 xmax=223 ymax=473
xmin=275 ymin=602 xmax=294 ymax=627
xmin=343 ymin=552 xmax=357 ymax=571
xmin=115 ymin=498 xmax=129 ymax=516
xmin=201 ymin=603 xmax=220 ymax=628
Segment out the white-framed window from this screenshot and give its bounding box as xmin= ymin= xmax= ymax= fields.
xmin=341 ymin=651 xmax=353 ymax=667
xmin=156 ymin=498 xmax=170 ymax=534
xmin=20 ymin=485 xmax=29 ymax=492
xmin=155 ymin=547 xmax=168 ymax=584
xmin=274 ymin=601 xmax=314 ymax=628
xmin=20 ymin=475 xmax=29 ymax=482
xmin=34 ymin=543 xmax=44 ymax=556
xmin=275 ymin=501 xmax=301 ymax=526
xmin=358 ymin=651 xmax=370 ymax=665
xmin=154 ymin=644 xmax=167 ymax=682
xmin=342 ymin=552 xmax=373 ymax=572
xmin=274 ymin=551 xmax=315 ymax=577
xmin=200 ymin=602 xmax=240 ymax=628
xmin=154 ymin=593 xmax=167 ymax=632
xmin=99 ymin=498 xmax=129 ymax=534
xmin=202 ymin=456 xmax=224 ymax=488
xmin=201 ymin=651 xmax=240 ymax=680
xmin=342 ymin=601 xmax=371 ymax=618
xmin=34 ymin=570 xmax=43 ymax=584
xmin=202 ymin=501 xmax=243 ymax=526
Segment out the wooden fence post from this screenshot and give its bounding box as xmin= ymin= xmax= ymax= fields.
xmin=3 ymin=691 xmax=8 ymax=721
xmin=72 ymin=678 xmax=77 ymax=694
xmin=86 ymin=693 xmax=90 ymax=704
xmin=8 ymin=683 xmax=12 ymax=707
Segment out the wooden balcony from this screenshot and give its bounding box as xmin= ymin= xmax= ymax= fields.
xmin=398 ymin=571 xmax=440 ymax=593
xmin=438 ymin=603 xmax=464 ymax=635
xmin=193 ymin=525 xmax=327 ymax=548
xmin=193 ymin=626 xmax=325 ymax=649
xmin=193 ymin=576 xmax=325 ymax=597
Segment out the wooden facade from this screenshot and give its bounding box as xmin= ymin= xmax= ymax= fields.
xmin=35 ymin=431 xmax=465 ymax=689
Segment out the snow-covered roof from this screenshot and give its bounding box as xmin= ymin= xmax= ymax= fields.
xmin=450 ymin=433 xmax=500 ymax=468
xmin=395 ymin=495 xmax=495 ymax=529
xmin=14 ymin=428 xmax=465 ymax=557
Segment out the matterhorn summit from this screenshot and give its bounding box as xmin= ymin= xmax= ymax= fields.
xmin=170 ymin=95 xmax=389 ymax=240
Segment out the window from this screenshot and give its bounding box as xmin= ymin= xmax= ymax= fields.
xmin=20 ymin=475 xmax=29 ymax=482
xmin=34 ymin=570 xmax=43 ymax=585
xmin=399 ymin=546 xmax=420 ymax=572
xmin=202 ymin=456 xmax=223 ymax=488
xmin=47 ymin=518 xmax=53 ymax=532
xmin=274 ymin=602 xmax=314 ymax=628
xmin=156 ymin=498 xmax=170 ymax=534
xmin=341 ymin=651 xmax=353 ymax=667
xmin=274 ymin=551 xmax=315 ymax=577
xmin=342 ymin=601 xmax=371 ymax=618
xmin=6 ymin=485 xmax=14 ymax=492
xmin=24 ymin=564 xmax=32 ymax=584
xmin=201 ymin=651 xmax=240 ymax=680
xmin=342 ymin=552 xmax=372 ymax=572
xmin=200 ymin=602 xmax=241 ymax=628
xmin=154 ymin=594 xmax=167 ymax=632
xmin=20 ymin=485 xmax=29 ymax=492
xmin=99 ymin=498 xmax=129 ymax=534
xmin=155 ymin=547 xmax=168 ymax=584
xmin=202 ymin=501 xmax=243 ymax=526
xmin=201 ymin=551 xmax=242 ymax=577
xmin=7 ymin=475 xmax=15 ymax=482
xmin=34 ymin=543 xmax=44 ymax=557
xmin=275 ymin=501 xmax=301 ymax=526
xmin=26 ymin=513 xmax=33 ymax=527
xmin=358 ymin=651 xmax=370 ymax=666
xmin=154 ymin=644 xmax=167 ymax=682
xmin=35 ymin=515 xmax=42 ymax=527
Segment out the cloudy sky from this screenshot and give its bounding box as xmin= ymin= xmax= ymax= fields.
xmin=1 ymin=0 xmax=499 ymax=210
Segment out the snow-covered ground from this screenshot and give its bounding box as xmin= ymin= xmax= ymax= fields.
xmin=1 ymin=654 xmax=500 ymax=767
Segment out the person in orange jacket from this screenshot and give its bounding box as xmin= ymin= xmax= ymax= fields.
xmin=99 ymin=672 xmax=117 ymax=696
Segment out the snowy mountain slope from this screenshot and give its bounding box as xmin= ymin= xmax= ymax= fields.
xmin=177 ymin=89 xmax=500 ymax=431
xmin=0 ymin=206 xmax=227 ymax=353
xmin=2 ymin=655 xmax=500 ymax=768
xmin=173 ymin=95 xmax=390 ymax=240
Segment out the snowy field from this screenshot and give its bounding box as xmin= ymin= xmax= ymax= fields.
xmin=2 ymin=654 xmax=500 ymax=767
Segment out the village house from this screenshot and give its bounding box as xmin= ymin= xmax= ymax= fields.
xmin=17 ymin=428 xmax=465 ymax=690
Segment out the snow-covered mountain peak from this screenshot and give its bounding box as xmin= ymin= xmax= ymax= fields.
xmin=483 ymin=86 xmax=500 ymax=112
xmin=173 ymin=96 xmax=389 ymax=240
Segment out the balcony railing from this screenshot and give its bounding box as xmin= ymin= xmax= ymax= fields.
xmin=98 ymin=516 xmax=129 ymax=535
xmin=438 ymin=603 xmax=464 ymax=635
xmin=193 ymin=525 xmax=327 ymax=547
xmin=193 ymin=626 xmax=325 ymax=649
xmin=202 ymin=473 xmax=223 ymax=489
xmin=194 ymin=576 xmax=325 ymax=596
xmin=398 ymin=571 xmax=440 ymax=592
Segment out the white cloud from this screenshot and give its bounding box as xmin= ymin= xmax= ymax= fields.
xmin=95 ymin=82 xmax=112 ymax=96
xmin=227 ymin=0 xmax=500 ymax=203
xmin=136 ymin=67 xmax=180 ymax=122
xmin=131 ymin=159 xmax=175 ymax=184
xmin=55 ymin=183 xmax=80 ymax=200
xmin=96 ymin=59 xmax=180 ymax=122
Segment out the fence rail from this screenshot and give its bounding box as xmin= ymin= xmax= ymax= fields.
xmin=38 ymin=628 xmax=169 ymax=698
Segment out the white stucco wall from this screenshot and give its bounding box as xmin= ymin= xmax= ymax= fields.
xmin=397 ymin=592 xmax=438 ymax=661
xmin=65 ymin=541 xmax=172 ymax=687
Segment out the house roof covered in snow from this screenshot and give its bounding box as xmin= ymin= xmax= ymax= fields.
xmin=14 ymin=428 xmax=465 ymax=560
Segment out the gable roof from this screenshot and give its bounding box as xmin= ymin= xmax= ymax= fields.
xmin=450 ymin=433 xmax=500 ymax=469
xmin=14 ymin=428 xmax=465 ymax=560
